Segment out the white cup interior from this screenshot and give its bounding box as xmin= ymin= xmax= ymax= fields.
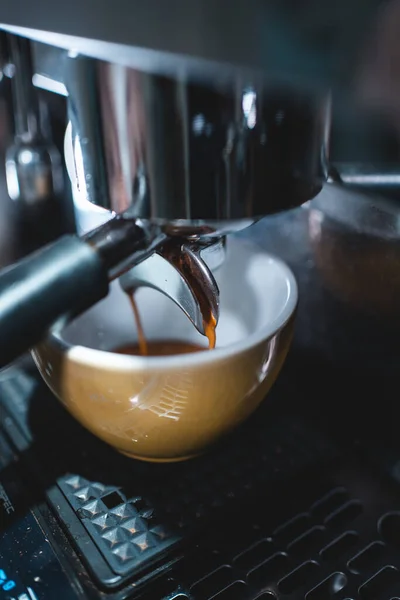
xmin=61 ymin=237 xmax=297 ymax=353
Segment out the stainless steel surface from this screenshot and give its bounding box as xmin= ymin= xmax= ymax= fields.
xmin=6 ymin=139 xmax=62 ymax=204
xmin=64 ymin=55 xmax=329 ymax=229
xmin=334 ymin=163 xmax=400 ymax=195
xmin=312 ymin=182 xmax=400 ymax=238
xmin=0 ymin=78 xmax=18 ymax=267
xmin=235 ymin=189 xmax=399 ymax=371
xmin=199 ymin=237 xmax=226 ymax=272
xmin=7 ymin=36 xmax=38 ymax=139
xmin=0 ymin=0 xmax=381 ymax=92
xmin=5 ymin=35 xmax=63 ymax=204
xmin=308 ymin=183 xmax=400 ymax=320
xmin=120 ymin=242 xmax=220 ymax=335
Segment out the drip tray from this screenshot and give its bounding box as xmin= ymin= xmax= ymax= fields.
xmin=171 ymin=469 xmax=400 ymax=600
xmin=2 ymin=371 xmax=400 ymax=600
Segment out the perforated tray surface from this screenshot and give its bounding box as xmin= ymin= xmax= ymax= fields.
xmin=53 ymin=413 xmax=337 ymax=581
xmin=166 ymin=468 xmax=400 ymax=600
xmin=0 ymin=372 xmax=340 ymax=589
xmin=3 ymin=371 xmax=400 ymax=600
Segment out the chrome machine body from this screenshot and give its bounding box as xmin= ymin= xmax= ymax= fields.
xmin=0 ymin=0 xmax=398 ymax=361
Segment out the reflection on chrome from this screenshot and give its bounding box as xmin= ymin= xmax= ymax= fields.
xmin=242 ymin=89 xmax=257 ymax=130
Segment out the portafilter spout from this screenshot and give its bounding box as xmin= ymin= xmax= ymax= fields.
xmin=120 ymin=239 xmax=221 ymax=336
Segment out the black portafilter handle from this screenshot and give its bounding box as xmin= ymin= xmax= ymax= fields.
xmin=0 ymin=216 xmax=164 ymax=370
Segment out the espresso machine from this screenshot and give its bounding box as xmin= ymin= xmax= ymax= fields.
xmin=0 ymin=1 xmax=400 ymax=599
xmin=0 ymin=16 xmax=332 ymax=368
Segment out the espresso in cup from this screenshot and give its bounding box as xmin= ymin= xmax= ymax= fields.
xmin=32 ymin=238 xmax=297 ymax=462
xmin=116 ymin=292 xmax=208 ymax=356
xmin=120 ymin=290 xmax=214 ymax=358
xmin=114 ymin=340 xmax=206 ymax=356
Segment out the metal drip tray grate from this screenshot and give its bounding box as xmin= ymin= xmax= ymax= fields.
xmin=0 ymin=372 xmax=340 ymax=591
xmin=3 ymin=373 xmax=400 ymax=600
xmin=163 ymin=474 xmax=400 ymax=600
xmin=49 ymin=414 xmax=339 ymax=582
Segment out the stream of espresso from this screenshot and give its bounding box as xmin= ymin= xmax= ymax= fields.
xmin=123 ymin=292 xmax=216 ymax=356
xmin=117 ymin=241 xmax=217 ymax=357
xmin=127 ymin=294 xmax=148 ymax=356
xmin=204 ymin=314 xmax=217 ymax=350
xmin=120 ymin=290 xmax=217 ymax=357
xmin=114 ymin=338 xmax=207 ymax=356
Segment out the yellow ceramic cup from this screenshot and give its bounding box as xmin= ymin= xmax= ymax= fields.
xmin=32 ymin=237 xmax=297 ymax=462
